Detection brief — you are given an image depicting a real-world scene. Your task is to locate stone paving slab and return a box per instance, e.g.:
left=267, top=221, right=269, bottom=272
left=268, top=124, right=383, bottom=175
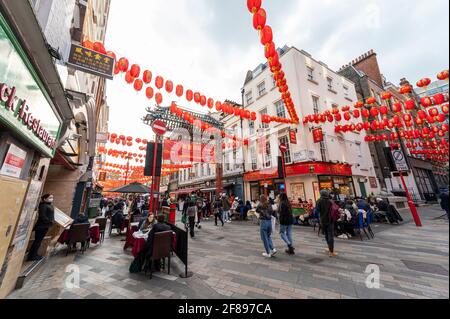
left=6, top=205, right=449, bottom=299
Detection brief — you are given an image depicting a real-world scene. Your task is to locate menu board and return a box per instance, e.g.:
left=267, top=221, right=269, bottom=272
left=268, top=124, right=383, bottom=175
left=0, top=143, right=27, bottom=178
left=12, top=180, right=42, bottom=245
left=54, top=207, right=73, bottom=229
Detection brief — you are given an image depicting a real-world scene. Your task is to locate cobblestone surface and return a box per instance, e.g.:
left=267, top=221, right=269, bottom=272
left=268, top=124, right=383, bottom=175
left=7, top=205, right=449, bottom=299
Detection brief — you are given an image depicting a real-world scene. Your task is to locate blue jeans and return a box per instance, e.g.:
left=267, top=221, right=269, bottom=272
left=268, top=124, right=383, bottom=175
left=260, top=219, right=274, bottom=254
left=223, top=210, right=230, bottom=222
left=280, top=224, right=293, bottom=247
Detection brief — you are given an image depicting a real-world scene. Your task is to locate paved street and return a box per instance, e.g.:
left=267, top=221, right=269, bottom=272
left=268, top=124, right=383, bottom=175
left=8, top=205, right=449, bottom=299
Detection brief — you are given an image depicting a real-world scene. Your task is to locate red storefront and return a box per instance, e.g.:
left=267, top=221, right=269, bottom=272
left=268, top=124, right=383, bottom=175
left=244, top=162, right=355, bottom=202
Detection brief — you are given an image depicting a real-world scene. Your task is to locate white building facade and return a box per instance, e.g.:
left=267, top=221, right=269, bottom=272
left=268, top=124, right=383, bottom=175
left=241, top=46, right=380, bottom=203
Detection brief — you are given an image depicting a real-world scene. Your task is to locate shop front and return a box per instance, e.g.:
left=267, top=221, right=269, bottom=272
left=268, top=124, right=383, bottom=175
left=244, top=162, right=354, bottom=204
left=0, top=9, right=65, bottom=298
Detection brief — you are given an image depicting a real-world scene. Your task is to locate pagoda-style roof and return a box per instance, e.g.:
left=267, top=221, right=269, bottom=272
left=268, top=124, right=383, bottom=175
left=143, top=106, right=224, bottom=133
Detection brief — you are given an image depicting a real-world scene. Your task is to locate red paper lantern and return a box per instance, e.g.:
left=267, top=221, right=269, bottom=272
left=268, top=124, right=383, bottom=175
left=247, top=0, right=262, bottom=13
left=194, top=92, right=201, bottom=104
left=381, top=92, right=392, bottom=100
left=344, top=112, right=351, bottom=121
left=354, top=101, right=364, bottom=108
left=392, top=103, right=402, bottom=113
left=215, top=101, right=222, bottom=112
left=334, top=113, right=342, bottom=122
left=437, top=114, right=446, bottom=123
left=165, top=80, right=174, bottom=93
left=403, top=114, right=412, bottom=122
left=130, top=64, right=141, bottom=78
left=417, top=110, right=427, bottom=120
left=428, top=108, right=439, bottom=117
left=145, top=87, right=154, bottom=99
left=251, top=112, right=257, bottom=121
left=200, top=95, right=207, bottom=107
left=399, top=86, right=412, bottom=94
left=265, top=42, right=276, bottom=60
left=207, top=98, right=214, bottom=109
left=176, top=85, right=184, bottom=97
left=82, top=40, right=94, bottom=50
left=380, top=106, right=388, bottom=115
left=125, top=71, right=134, bottom=84
left=93, top=42, right=106, bottom=54
left=260, top=25, right=273, bottom=46
left=155, top=76, right=164, bottom=90
left=441, top=104, right=449, bottom=114
left=133, top=79, right=143, bottom=91
left=253, top=8, right=267, bottom=30
left=370, top=107, right=379, bottom=117
left=143, top=70, right=152, bottom=84
left=434, top=93, right=446, bottom=105
left=405, top=100, right=415, bottom=111
left=106, top=51, right=116, bottom=61
left=367, top=97, right=377, bottom=105
left=361, top=109, right=370, bottom=118
left=327, top=115, right=334, bottom=123
left=437, top=70, right=449, bottom=81
left=186, top=89, right=194, bottom=102
left=416, top=78, right=431, bottom=88
left=118, top=58, right=129, bottom=72
left=110, top=133, right=118, bottom=140
left=155, top=93, right=163, bottom=105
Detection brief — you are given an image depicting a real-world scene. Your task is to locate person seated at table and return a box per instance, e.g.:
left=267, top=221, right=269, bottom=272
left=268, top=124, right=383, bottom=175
left=145, top=215, right=171, bottom=272
left=336, top=202, right=356, bottom=239
left=73, top=212, right=89, bottom=225
left=111, top=205, right=125, bottom=231
left=139, top=213, right=155, bottom=232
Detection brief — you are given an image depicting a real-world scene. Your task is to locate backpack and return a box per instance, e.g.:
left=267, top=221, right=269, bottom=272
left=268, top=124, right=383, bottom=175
left=329, top=201, right=340, bottom=222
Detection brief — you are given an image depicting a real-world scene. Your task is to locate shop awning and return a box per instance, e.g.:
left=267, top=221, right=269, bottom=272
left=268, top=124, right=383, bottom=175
left=170, top=187, right=201, bottom=195
left=200, top=183, right=235, bottom=193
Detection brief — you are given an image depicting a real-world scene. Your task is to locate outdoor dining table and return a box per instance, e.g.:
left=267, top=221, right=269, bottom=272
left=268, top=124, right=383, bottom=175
left=123, top=222, right=140, bottom=250
left=57, top=223, right=101, bottom=245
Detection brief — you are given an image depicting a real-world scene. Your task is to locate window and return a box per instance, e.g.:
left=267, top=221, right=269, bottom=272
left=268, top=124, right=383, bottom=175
left=320, top=141, right=327, bottom=162
left=249, top=121, right=255, bottom=135
left=279, top=136, right=292, bottom=164
left=312, top=96, right=320, bottom=114
left=257, top=81, right=266, bottom=97
left=260, top=108, right=269, bottom=129
left=275, top=100, right=286, bottom=118
left=327, top=77, right=333, bottom=91
left=271, top=75, right=276, bottom=88
left=343, top=85, right=349, bottom=97
left=307, top=67, right=314, bottom=81
left=265, top=141, right=272, bottom=168
left=246, top=91, right=253, bottom=105
left=250, top=147, right=257, bottom=170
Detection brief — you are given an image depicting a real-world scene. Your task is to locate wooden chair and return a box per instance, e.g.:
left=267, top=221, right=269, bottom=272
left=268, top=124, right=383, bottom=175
left=95, top=218, right=108, bottom=243
left=66, top=223, right=91, bottom=256
left=144, top=231, right=173, bottom=279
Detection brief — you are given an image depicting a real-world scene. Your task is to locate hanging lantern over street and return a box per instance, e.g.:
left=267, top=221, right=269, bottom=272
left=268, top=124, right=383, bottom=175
left=367, top=97, right=377, bottom=105
left=165, top=80, right=174, bottom=93
left=265, top=42, right=276, bottom=60
left=247, top=0, right=262, bottom=13
left=353, top=109, right=361, bottom=118
left=416, top=78, right=431, bottom=88
left=392, top=103, right=402, bottom=113
left=176, top=85, right=184, bottom=97
left=260, top=25, right=273, bottom=46
left=130, top=64, right=141, bottom=78
left=379, top=105, right=388, bottom=115
left=399, top=86, right=412, bottom=94
left=354, top=101, right=364, bottom=108
left=93, top=42, right=106, bottom=54
left=133, top=79, right=143, bottom=91
left=155, top=76, right=164, bottom=90
left=82, top=40, right=94, bottom=50
left=381, top=92, right=392, bottom=100
left=186, top=89, right=194, bottom=102
left=405, top=100, right=415, bottom=111
left=145, top=87, right=154, bottom=99
left=437, top=70, right=449, bottom=81
left=125, top=71, right=134, bottom=84
left=253, top=8, right=267, bottom=30
left=442, top=104, right=449, bottom=114
left=370, top=107, right=379, bottom=117
left=434, top=93, right=446, bottom=105
left=118, top=58, right=129, bottom=72
left=143, top=70, right=152, bottom=84
left=155, top=92, right=163, bottom=105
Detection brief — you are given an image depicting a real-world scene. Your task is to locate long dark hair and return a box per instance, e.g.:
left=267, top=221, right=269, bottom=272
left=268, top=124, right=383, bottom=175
left=279, top=193, right=291, bottom=211
left=259, top=195, right=269, bottom=209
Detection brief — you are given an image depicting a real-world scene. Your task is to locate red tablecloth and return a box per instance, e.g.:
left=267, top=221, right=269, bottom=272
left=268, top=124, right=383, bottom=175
left=57, top=225, right=100, bottom=245
left=123, top=225, right=139, bottom=250
left=132, top=238, right=147, bottom=257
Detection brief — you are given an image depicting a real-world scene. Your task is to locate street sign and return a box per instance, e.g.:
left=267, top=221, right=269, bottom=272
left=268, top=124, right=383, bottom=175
left=289, top=129, right=297, bottom=144
left=391, top=149, right=409, bottom=171
left=279, top=143, right=288, bottom=154
left=312, top=128, right=324, bottom=143
left=152, top=120, right=167, bottom=136
left=67, top=44, right=115, bottom=80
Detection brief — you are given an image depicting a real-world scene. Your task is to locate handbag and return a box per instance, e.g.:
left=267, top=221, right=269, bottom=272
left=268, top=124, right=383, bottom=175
left=181, top=214, right=187, bottom=224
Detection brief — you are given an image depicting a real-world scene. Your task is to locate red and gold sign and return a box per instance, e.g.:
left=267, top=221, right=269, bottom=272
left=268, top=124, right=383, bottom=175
left=312, top=128, right=324, bottom=143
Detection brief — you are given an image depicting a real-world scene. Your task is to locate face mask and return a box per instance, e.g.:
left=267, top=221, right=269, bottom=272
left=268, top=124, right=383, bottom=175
left=47, top=198, right=54, bottom=203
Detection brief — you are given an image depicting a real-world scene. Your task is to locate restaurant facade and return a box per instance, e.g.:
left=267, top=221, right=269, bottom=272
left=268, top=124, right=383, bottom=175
left=244, top=161, right=359, bottom=203
left=0, top=1, right=73, bottom=298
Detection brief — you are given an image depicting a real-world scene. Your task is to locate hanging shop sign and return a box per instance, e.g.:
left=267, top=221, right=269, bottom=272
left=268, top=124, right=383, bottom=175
left=0, top=143, right=27, bottom=178
left=312, top=128, right=324, bottom=143
left=0, top=16, right=62, bottom=158
left=369, top=177, right=378, bottom=189
left=67, top=44, right=115, bottom=80
left=289, top=129, right=297, bottom=144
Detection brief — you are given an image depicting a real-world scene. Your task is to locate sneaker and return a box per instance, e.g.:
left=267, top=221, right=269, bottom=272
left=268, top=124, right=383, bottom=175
left=262, top=252, right=272, bottom=258
left=270, top=249, right=277, bottom=256
left=329, top=252, right=339, bottom=257
left=338, top=234, right=347, bottom=239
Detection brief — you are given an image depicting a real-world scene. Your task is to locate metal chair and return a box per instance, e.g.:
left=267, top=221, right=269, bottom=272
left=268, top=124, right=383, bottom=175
left=144, top=231, right=173, bottom=279
left=95, top=218, right=108, bottom=243
left=354, top=212, right=371, bottom=241
left=66, top=223, right=91, bottom=256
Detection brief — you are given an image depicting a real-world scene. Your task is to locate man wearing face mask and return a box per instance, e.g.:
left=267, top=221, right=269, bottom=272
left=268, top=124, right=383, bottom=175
left=27, top=194, right=55, bottom=261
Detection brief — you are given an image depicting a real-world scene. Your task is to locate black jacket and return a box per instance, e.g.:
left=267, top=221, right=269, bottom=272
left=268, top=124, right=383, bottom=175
left=279, top=202, right=294, bottom=226
left=316, top=198, right=332, bottom=226
left=145, top=222, right=172, bottom=257
left=35, top=202, right=54, bottom=229
left=256, top=204, right=275, bottom=221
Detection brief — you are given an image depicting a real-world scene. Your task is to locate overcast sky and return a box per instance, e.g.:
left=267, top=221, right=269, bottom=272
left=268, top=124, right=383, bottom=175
left=105, top=0, right=449, bottom=154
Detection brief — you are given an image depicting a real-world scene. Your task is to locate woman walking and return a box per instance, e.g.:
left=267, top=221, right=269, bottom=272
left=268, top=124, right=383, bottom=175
left=257, top=195, right=277, bottom=258
left=186, top=200, right=197, bottom=238
left=278, top=193, right=295, bottom=255
left=316, top=190, right=338, bottom=257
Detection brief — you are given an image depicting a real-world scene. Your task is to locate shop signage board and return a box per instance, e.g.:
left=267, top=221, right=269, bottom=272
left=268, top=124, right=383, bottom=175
left=96, top=132, right=109, bottom=143
left=391, top=149, right=409, bottom=172
left=0, top=143, right=26, bottom=178
left=293, top=150, right=315, bottom=162
left=67, top=44, right=115, bottom=80
left=312, top=128, right=324, bottom=143
left=0, top=15, right=62, bottom=158
left=289, top=129, right=297, bottom=144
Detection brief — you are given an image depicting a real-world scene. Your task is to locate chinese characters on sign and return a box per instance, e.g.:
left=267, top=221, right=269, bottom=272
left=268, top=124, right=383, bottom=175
left=67, top=44, right=115, bottom=79
left=312, top=128, right=324, bottom=143
left=289, top=129, right=297, bottom=144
